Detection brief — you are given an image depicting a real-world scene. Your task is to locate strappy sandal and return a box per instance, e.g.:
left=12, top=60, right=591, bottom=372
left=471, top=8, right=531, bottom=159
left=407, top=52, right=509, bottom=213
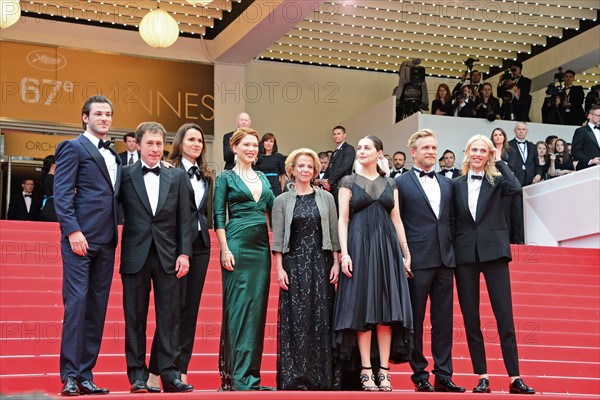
left=377, top=366, right=393, bottom=391
left=360, top=366, right=378, bottom=391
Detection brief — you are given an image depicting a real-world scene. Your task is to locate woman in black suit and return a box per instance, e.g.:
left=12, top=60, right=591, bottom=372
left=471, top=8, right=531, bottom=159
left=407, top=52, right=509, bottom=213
left=39, top=154, right=58, bottom=222
left=147, top=123, right=213, bottom=391
left=452, top=135, right=534, bottom=395
left=431, top=84, right=453, bottom=115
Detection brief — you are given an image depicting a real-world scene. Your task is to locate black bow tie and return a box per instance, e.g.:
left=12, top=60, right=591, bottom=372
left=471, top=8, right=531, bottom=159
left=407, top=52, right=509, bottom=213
left=442, top=169, right=453, bottom=174
left=142, top=166, right=160, bottom=176
left=97, top=140, right=111, bottom=150
left=470, top=175, right=483, bottom=180
left=517, top=140, right=526, bottom=145
left=416, top=169, right=436, bottom=179
left=594, top=125, right=600, bottom=130
left=23, top=194, right=32, bottom=198
left=187, top=166, right=202, bottom=180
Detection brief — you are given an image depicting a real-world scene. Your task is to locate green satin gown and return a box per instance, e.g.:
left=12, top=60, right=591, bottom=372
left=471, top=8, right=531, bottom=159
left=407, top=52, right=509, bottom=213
left=213, top=170, right=275, bottom=390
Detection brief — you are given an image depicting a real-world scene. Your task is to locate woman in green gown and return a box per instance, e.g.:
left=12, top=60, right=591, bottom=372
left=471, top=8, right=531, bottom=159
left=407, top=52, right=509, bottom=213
left=214, top=128, right=275, bottom=390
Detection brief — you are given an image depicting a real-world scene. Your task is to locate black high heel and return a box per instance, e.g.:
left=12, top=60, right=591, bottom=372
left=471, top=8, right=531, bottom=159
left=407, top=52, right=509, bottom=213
left=377, top=366, right=393, bottom=391
left=360, top=366, right=378, bottom=391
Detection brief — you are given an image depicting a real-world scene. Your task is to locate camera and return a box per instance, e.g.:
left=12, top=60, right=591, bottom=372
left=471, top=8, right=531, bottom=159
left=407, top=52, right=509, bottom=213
left=502, top=69, right=512, bottom=84
left=464, top=57, right=478, bottom=72
left=503, top=91, right=514, bottom=103
left=454, top=91, right=465, bottom=102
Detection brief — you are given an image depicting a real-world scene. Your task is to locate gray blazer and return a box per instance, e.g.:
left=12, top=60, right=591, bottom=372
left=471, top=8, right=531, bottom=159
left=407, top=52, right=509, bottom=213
left=271, top=187, right=340, bottom=254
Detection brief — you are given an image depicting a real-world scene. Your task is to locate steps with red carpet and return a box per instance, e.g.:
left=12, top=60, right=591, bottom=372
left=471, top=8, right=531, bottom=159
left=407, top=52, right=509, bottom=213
left=0, top=220, right=599, bottom=398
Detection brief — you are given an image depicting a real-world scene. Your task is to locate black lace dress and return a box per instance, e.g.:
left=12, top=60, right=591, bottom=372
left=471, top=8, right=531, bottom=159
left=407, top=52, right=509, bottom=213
left=277, top=192, right=340, bottom=390
left=333, top=174, right=413, bottom=367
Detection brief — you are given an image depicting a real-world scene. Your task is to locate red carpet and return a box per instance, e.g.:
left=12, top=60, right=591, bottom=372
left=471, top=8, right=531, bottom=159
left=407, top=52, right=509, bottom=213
left=1, top=220, right=598, bottom=399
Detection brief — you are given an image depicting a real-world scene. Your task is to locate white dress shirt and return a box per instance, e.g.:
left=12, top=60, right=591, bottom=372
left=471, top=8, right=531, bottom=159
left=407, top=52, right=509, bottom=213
left=467, top=172, right=484, bottom=221
left=181, top=158, right=206, bottom=231
left=83, top=131, right=117, bottom=189
left=141, top=161, right=160, bottom=216
left=22, top=192, right=32, bottom=212
left=414, top=169, right=441, bottom=219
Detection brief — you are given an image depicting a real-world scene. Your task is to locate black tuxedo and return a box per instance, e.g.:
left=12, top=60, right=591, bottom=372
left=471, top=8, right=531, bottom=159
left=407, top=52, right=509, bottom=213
left=149, top=163, right=212, bottom=375
left=562, top=85, right=586, bottom=126
left=452, top=161, right=522, bottom=376
left=54, top=134, right=121, bottom=384
left=498, top=76, right=531, bottom=98
left=119, top=150, right=140, bottom=166
left=507, top=138, right=540, bottom=244
left=395, top=170, right=456, bottom=384
left=323, top=141, right=355, bottom=201
left=572, top=124, right=600, bottom=170
left=7, top=193, right=41, bottom=221
left=390, top=167, right=408, bottom=178
left=438, top=168, right=461, bottom=179
left=500, top=95, right=531, bottom=122
left=452, top=99, right=474, bottom=118
left=119, top=162, right=191, bottom=385
left=223, top=131, right=235, bottom=170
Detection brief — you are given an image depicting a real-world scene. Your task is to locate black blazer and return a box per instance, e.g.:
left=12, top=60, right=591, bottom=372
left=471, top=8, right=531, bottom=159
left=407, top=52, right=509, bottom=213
left=54, top=135, right=121, bottom=244
left=223, top=131, right=235, bottom=170
left=119, top=162, right=191, bottom=274
left=395, top=169, right=455, bottom=269
left=508, top=138, right=542, bottom=186
left=323, top=141, right=356, bottom=189
left=498, top=76, right=532, bottom=98
left=7, top=193, right=41, bottom=221
left=453, top=161, right=522, bottom=265
left=572, top=125, right=600, bottom=170
left=179, top=164, right=211, bottom=248
left=119, top=151, right=140, bottom=166
left=563, top=86, right=586, bottom=126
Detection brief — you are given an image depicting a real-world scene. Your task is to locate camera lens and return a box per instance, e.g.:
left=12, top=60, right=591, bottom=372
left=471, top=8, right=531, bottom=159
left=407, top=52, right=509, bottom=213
left=510, top=68, right=517, bottom=72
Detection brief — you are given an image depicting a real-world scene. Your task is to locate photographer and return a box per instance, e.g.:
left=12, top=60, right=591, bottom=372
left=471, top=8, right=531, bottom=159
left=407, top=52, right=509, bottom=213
left=452, top=85, right=475, bottom=118
left=473, top=83, right=501, bottom=121
left=453, top=70, right=483, bottom=99
left=561, top=70, right=586, bottom=126
left=497, top=60, right=531, bottom=99
left=585, top=85, right=600, bottom=113
left=500, top=83, right=531, bottom=122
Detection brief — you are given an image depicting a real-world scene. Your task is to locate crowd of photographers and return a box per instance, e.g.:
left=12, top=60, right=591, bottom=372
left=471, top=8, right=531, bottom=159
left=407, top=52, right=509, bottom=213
left=430, top=59, right=599, bottom=126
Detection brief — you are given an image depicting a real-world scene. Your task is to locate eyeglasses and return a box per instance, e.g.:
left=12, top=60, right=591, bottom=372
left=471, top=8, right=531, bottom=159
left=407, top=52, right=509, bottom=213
left=590, top=113, right=600, bottom=117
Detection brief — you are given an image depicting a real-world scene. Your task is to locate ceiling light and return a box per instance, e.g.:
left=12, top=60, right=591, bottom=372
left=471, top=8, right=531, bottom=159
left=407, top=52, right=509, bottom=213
left=186, top=0, right=212, bottom=6
left=139, top=6, right=179, bottom=48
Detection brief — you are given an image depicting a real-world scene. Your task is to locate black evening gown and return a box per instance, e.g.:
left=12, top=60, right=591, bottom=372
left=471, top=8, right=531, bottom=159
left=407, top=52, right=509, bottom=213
left=277, top=193, right=340, bottom=390
left=333, top=175, right=413, bottom=368
left=39, top=174, right=58, bottom=222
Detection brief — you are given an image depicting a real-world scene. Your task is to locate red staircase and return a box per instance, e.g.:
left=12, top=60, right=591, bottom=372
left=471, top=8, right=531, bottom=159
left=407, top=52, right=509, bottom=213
left=1, top=220, right=599, bottom=399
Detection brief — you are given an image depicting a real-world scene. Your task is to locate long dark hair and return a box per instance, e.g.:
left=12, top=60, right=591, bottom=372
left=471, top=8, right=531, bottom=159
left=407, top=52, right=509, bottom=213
left=554, top=138, right=571, bottom=165
left=490, top=127, right=510, bottom=161
left=168, top=123, right=212, bottom=184
left=259, top=132, right=279, bottom=155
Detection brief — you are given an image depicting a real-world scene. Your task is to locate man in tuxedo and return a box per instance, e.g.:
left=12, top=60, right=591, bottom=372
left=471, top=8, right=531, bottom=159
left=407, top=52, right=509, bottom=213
left=322, top=125, right=355, bottom=205
left=508, top=122, right=542, bottom=244
left=118, top=132, right=139, bottom=166
left=54, top=95, right=120, bottom=396
left=452, top=69, right=483, bottom=98
left=119, top=121, right=192, bottom=393
left=572, top=104, right=600, bottom=170
left=222, top=112, right=251, bottom=170
left=438, top=150, right=462, bottom=179
left=7, top=178, right=41, bottom=221
left=395, top=129, right=465, bottom=393
left=559, top=70, right=586, bottom=126
left=390, top=151, right=408, bottom=177
left=452, top=85, right=475, bottom=118
left=313, top=151, right=330, bottom=187
left=498, top=60, right=531, bottom=99
left=500, top=83, right=531, bottom=122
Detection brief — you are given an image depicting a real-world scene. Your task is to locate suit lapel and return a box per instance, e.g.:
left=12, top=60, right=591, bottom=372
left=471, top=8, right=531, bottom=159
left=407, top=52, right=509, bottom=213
left=155, top=167, right=172, bottom=216
left=130, top=163, right=153, bottom=215
left=475, top=178, right=491, bottom=222
left=407, top=168, right=437, bottom=217
left=79, top=135, right=113, bottom=189
left=585, top=126, right=600, bottom=149
left=458, top=177, right=472, bottom=222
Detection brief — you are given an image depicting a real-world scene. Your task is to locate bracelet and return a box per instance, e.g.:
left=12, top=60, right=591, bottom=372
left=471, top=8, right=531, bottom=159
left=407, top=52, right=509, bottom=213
left=341, top=255, right=351, bottom=261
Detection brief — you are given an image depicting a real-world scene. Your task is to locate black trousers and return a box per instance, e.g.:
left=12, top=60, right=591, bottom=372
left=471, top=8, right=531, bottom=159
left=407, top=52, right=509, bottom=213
left=121, top=243, right=182, bottom=384
left=455, top=259, right=520, bottom=377
left=510, top=194, right=525, bottom=244
left=149, top=234, right=210, bottom=375
left=408, top=266, right=455, bottom=383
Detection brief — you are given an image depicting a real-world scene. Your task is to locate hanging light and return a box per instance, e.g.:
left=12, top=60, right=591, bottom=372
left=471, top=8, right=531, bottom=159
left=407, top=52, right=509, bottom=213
left=139, top=6, right=179, bottom=49
left=186, top=0, right=213, bottom=6
left=0, top=0, right=21, bottom=29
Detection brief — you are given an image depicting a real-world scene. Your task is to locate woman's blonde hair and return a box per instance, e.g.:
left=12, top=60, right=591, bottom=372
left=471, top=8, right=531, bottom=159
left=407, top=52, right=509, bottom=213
left=461, top=134, right=500, bottom=184
left=285, top=148, right=321, bottom=181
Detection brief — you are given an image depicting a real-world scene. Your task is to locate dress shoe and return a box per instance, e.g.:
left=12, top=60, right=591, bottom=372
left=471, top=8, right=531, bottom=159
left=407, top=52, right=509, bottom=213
left=473, top=378, right=491, bottom=393
left=147, top=384, right=161, bottom=393
left=130, top=379, right=148, bottom=393
left=77, top=380, right=109, bottom=395
left=164, top=378, right=193, bottom=393
left=61, top=377, right=79, bottom=396
left=509, top=378, right=535, bottom=394
left=414, top=379, right=435, bottom=392
left=435, top=378, right=466, bottom=392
